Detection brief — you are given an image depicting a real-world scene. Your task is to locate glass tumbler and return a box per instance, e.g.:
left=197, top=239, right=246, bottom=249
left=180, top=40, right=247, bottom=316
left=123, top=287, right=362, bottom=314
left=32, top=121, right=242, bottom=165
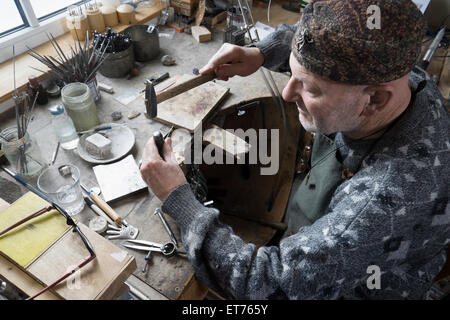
left=37, top=165, right=85, bottom=216
left=1, top=126, right=46, bottom=177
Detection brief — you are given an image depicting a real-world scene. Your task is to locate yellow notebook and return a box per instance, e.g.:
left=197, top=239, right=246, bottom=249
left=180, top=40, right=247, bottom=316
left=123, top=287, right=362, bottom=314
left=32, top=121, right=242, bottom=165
left=0, top=192, right=70, bottom=267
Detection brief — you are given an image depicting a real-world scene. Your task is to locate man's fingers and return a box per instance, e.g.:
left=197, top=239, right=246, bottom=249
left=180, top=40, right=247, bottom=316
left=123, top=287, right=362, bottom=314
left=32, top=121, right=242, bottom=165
left=142, top=137, right=162, bottom=166
left=200, top=44, right=239, bottom=74
left=216, top=63, right=246, bottom=78
left=163, top=137, right=173, bottom=161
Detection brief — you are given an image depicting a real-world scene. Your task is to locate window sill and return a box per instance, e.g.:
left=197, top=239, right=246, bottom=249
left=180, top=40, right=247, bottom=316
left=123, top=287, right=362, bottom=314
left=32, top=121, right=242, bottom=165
left=0, top=5, right=165, bottom=111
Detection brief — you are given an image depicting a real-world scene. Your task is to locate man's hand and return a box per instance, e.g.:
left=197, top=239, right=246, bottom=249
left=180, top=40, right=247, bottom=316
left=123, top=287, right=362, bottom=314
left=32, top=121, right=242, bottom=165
left=140, top=137, right=187, bottom=202
left=199, top=43, right=265, bottom=81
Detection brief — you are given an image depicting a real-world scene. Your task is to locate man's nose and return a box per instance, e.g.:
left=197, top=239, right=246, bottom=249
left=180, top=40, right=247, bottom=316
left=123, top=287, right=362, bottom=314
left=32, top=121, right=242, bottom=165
left=282, top=77, right=300, bottom=102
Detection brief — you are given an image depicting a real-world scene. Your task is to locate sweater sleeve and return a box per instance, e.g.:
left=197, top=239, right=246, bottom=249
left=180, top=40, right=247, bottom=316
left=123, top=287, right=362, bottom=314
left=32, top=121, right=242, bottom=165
left=162, top=157, right=448, bottom=299
left=252, top=22, right=299, bottom=73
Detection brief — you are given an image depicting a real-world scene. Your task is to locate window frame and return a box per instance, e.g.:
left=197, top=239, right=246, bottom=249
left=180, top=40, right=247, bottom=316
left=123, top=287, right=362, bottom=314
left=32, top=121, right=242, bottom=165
left=33, top=0, right=85, bottom=23
left=0, top=0, right=30, bottom=38
left=0, top=0, right=86, bottom=64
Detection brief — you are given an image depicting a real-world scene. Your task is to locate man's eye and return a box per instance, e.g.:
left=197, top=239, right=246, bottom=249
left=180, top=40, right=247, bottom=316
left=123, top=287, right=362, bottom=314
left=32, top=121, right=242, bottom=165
left=306, top=87, right=320, bottom=95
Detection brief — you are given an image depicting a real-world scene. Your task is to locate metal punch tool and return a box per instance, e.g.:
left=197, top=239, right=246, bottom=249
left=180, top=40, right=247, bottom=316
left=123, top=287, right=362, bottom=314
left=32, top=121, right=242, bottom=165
left=124, top=239, right=187, bottom=258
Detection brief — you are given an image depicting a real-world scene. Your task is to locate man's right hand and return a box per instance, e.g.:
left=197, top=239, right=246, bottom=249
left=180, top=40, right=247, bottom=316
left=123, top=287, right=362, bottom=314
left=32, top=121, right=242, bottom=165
left=199, top=43, right=265, bottom=81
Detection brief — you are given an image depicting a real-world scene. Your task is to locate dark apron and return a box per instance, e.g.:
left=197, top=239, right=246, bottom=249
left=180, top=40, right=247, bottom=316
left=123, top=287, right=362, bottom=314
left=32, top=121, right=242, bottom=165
left=283, top=133, right=344, bottom=237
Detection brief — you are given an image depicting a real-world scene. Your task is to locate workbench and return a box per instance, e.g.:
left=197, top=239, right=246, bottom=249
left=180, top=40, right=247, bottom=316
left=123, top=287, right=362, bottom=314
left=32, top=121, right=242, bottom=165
left=0, top=23, right=295, bottom=300
left=1, top=2, right=448, bottom=299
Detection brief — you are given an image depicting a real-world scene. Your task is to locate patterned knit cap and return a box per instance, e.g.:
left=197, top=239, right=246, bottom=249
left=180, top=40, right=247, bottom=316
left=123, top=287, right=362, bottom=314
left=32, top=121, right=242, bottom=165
left=292, top=0, right=426, bottom=85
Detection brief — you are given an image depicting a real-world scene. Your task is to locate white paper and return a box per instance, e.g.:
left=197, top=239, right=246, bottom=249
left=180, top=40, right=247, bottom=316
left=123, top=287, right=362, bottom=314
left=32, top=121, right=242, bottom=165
left=93, top=154, right=147, bottom=202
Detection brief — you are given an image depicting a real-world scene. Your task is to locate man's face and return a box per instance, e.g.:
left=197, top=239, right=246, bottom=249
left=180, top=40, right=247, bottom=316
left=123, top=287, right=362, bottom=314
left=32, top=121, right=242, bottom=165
left=282, top=53, right=369, bottom=135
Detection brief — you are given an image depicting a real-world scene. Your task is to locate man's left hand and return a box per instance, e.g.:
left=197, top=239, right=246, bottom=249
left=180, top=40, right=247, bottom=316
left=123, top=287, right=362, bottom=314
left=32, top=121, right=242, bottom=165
left=140, top=137, right=187, bottom=201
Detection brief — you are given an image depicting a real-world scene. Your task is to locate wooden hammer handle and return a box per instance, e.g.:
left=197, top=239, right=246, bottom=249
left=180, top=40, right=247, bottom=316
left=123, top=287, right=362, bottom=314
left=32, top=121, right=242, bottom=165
left=157, top=72, right=215, bottom=104
left=89, top=192, right=122, bottom=226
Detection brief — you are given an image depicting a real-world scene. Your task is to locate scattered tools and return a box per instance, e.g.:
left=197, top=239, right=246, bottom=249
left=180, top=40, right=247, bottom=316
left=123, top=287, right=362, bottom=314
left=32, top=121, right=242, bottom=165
left=154, top=208, right=178, bottom=246
left=27, top=31, right=109, bottom=85
left=84, top=195, right=115, bottom=225
left=106, top=220, right=139, bottom=240
left=58, top=165, right=124, bottom=226
left=142, top=73, right=170, bottom=118
left=142, top=250, right=152, bottom=273
left=144, top=72, right=170, bottom=87
left=144, top=81, right=157, bottom=118
left=144, top=70, right=216, bottom=119
left=50, top=142, right=60, bottom=166
left=124, top=240, right=186, bottom=258
left=92, top=28, right=132, bottom=54
left=78, top=178, right=123, bottom=226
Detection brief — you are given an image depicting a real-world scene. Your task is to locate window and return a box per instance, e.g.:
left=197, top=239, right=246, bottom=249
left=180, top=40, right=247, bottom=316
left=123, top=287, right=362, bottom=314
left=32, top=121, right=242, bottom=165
left=0, top=1, right=28, bottom=37
left=30, top=0, right=84, bottom=21
left=0, top=0, right=88, bottom=63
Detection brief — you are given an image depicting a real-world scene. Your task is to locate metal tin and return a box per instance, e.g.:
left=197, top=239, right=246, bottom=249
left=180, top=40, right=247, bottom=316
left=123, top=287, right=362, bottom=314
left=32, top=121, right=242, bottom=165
left=123, top=25, right=160, bottom=62
left=98, top=45, right=134, bottom=78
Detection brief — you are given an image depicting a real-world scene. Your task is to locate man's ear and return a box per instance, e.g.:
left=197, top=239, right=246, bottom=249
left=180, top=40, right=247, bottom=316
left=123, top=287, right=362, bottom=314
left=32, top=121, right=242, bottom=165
left=361, top=85, right=392, bottom=116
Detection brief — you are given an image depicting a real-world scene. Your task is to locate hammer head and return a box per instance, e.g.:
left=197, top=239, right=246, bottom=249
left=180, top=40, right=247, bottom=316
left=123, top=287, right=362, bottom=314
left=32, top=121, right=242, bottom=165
left=144, top=81, right=157, bottom=119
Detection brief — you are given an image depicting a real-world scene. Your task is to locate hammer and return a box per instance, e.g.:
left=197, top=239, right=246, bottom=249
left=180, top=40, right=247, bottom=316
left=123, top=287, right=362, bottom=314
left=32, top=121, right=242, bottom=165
left=145, top=69, right=215, bottom=119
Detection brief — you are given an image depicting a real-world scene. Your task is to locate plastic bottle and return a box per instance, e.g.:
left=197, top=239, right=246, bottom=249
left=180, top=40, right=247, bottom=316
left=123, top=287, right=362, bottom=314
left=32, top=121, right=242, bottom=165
left=48, top=105, right=79, bottom=150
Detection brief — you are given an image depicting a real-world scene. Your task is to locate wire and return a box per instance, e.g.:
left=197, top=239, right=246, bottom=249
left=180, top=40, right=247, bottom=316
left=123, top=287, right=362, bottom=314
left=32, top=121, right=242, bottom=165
left=267, top=0, right=272, bottom=23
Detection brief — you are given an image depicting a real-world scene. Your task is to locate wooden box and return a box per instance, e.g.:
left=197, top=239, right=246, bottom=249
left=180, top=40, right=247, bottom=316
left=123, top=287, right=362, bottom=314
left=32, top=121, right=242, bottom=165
left=170, top=0, right=199, bottom=17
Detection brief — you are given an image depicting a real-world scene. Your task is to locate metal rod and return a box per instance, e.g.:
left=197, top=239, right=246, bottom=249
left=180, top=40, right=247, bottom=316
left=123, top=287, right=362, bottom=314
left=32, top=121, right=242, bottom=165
left=154, top=208, right=177, bottom=246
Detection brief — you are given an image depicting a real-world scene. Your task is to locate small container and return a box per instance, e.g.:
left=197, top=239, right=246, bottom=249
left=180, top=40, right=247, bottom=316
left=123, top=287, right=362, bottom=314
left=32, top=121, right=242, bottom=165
left=101, top=6, right=119, bottom=27
left=0, top=127, right=46, bottom=177
left=117, top=4, right=136, bottom=25
left=98, top=45, right=134, bottom=78
left=61, top=82, right=100, bottom=132
left=86, top=1, right=106, bottom=33
left=38, top=165, right=85, bottom=216
left=123, top=24, right=160, bottom=62
left=66, top=5, right=89, bottom=41
left=48, top=105, right=79, bottom=150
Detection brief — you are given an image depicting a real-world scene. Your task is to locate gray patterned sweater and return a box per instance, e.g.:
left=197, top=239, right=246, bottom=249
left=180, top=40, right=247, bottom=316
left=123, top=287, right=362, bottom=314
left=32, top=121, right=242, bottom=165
left=162, top=24, right=450, bottom=299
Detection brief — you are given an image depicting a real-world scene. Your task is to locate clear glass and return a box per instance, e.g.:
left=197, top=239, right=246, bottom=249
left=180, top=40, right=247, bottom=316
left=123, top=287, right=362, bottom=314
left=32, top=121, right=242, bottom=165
left=1, top=127, right=46, bottom=177
left=37, top=165, right=85, bottom=216
left=30, top=0, right=83, bottom=20
left=51, top=111, right=79, bottom=150
left=61, top=82, right=100, bottom=132
left=0, top=1, right=26, bottom=35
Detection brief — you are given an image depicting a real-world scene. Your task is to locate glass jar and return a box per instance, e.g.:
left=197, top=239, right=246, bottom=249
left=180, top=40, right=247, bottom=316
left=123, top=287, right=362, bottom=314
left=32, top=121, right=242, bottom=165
left=0, top=127, right=46, bottom=177
left=61, top=82, right=100, bottom=132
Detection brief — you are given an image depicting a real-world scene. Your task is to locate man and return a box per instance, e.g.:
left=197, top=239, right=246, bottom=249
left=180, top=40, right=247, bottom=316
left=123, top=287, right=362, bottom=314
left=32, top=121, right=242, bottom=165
left=140, top=0, right=449, bottom=299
